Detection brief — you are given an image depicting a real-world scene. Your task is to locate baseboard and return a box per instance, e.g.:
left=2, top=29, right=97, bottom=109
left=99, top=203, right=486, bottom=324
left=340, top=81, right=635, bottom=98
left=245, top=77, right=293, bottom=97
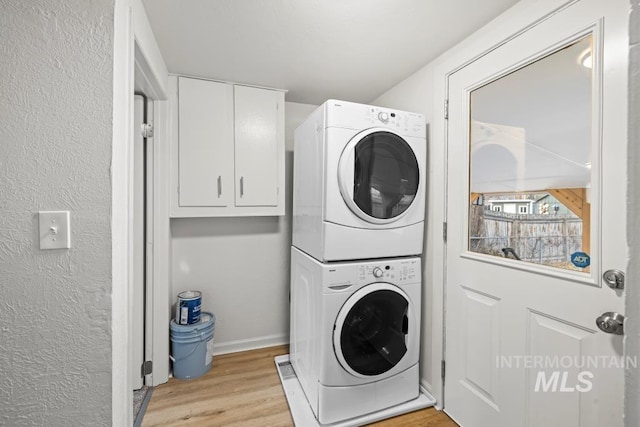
left=213, top=334, right=288, bottom=355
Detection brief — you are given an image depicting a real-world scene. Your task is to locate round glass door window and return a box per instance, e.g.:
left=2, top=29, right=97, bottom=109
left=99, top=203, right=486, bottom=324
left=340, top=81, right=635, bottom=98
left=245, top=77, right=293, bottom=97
left=335, top=288, right=410, bottom=376
left=340, top=131, right=419, bottom=222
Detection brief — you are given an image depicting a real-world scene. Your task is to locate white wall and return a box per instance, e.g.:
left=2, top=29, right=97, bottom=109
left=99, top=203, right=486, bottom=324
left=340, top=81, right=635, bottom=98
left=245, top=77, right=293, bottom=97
left=624, top=0, right=640, bottom=423
left=171, top=101, right=317, bottom=354
left=0, top=1, right=114, bottom=425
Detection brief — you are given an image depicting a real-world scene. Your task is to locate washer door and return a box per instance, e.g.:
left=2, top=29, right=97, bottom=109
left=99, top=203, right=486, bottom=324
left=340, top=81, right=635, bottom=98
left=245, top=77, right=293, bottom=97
left=334, top=283, right=413, bottom=378
left=338, top=128, right=420, bottom=224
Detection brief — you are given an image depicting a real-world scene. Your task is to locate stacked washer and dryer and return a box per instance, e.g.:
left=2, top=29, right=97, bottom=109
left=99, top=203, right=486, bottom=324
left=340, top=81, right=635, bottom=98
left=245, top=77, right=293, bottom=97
left=288, top=100, right=428, bottom=425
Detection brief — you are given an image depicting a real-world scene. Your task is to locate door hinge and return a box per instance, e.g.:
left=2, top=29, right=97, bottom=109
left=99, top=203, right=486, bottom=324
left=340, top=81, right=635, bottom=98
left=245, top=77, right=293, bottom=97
left=141, top=123, right=154, bottom=139
left=441, top=360, right=446, bottom=381
left=444, top=99, right=449, bottom=120
left=142, top=360, right=153, bottom=376
left=443, top=222, right=448, bottom=242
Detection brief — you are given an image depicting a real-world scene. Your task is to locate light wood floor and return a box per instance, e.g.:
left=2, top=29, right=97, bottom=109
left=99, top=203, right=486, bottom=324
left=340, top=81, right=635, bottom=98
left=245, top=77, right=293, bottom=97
left=142, top=345, right=458, bottom=427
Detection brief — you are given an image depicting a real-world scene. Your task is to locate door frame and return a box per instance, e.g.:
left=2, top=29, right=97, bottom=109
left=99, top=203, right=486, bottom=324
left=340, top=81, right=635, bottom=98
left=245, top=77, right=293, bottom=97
left=625, top=3, right=640, bottom=424
left=421, top=0, right=631, bottom=409
left=134, top=51, right=172, bottom=390
left=112, top=0, right=171, bottom=425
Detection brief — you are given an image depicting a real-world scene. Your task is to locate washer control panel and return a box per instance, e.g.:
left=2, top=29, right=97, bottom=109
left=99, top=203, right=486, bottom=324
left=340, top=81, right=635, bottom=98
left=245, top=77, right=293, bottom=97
left=357, top=258, right=420, bottom=284
left=324, top=257, right=421, bottom=291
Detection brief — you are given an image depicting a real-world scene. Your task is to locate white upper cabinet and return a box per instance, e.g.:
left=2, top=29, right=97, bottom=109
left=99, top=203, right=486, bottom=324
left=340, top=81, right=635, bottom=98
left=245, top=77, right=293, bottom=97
left=178, top=77, right=234, bottom=207
left=170, top=76, right=285, bottom=217
left=234, top=85, right=280, bottom=207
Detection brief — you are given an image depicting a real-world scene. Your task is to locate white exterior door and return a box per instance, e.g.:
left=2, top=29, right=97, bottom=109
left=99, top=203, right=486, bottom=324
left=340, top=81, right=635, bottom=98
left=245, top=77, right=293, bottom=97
left=444, top=1, right=628, bottom=426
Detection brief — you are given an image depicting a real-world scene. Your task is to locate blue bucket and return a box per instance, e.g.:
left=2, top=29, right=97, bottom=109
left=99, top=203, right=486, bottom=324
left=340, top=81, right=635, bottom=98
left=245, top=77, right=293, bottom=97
left=170, top=312, right=215, bottom=380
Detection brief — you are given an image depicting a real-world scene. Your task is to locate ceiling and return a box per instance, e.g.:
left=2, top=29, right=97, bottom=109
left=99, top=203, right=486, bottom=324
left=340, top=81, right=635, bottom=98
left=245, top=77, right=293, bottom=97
left=141, top=0, right=520, bottom=105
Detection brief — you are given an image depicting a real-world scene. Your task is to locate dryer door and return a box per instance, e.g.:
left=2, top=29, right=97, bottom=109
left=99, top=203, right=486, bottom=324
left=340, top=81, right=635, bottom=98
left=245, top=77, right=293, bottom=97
left=334, top=283, right=414, bottom=378
left=338, top=128, right=420, bottom=224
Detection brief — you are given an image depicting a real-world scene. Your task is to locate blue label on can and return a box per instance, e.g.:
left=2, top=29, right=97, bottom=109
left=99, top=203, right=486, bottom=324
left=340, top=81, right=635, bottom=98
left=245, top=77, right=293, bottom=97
left=570, top=252, right=590, bottom=268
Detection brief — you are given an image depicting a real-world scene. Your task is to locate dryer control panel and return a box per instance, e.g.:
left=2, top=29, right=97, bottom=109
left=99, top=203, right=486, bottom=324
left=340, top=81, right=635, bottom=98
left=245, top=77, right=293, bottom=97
left=324, top=99, right=425, bottom=138
left=365, top=107, right=424, bottom=137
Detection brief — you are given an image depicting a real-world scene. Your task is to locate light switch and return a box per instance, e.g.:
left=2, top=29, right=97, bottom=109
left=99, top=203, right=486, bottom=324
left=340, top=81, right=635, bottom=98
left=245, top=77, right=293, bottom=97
left=39, top=211, right=71, bottom=250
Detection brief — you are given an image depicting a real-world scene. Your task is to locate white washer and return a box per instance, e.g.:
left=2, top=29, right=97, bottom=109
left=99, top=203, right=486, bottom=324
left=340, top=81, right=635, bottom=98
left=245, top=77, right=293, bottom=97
left=289, top=247, right=421, bottom=425
left=292, top=99, right=426, bottom=262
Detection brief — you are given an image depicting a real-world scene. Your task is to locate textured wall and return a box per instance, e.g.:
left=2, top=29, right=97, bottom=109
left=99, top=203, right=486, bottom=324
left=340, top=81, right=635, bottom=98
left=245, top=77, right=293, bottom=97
left=625, top=0, right=640, bottom=424
left=171, top=101, right=316, bottom=353
left=0, top=1, right=114, bottom=425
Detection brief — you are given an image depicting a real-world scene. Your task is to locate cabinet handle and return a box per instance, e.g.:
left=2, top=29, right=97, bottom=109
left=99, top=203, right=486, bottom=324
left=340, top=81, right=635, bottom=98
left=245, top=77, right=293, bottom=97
left=240, top=176, right=244, bottom=197
left=217, top=176, right=222, bottom=198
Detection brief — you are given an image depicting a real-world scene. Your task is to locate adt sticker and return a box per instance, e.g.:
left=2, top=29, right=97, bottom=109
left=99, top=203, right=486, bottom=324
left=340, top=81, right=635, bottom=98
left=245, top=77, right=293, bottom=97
left=571, top=252, right=591, bottom=268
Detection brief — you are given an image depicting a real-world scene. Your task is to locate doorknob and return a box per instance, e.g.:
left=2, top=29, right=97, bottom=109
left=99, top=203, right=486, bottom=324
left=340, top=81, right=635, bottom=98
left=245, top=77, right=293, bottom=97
left=595, top=312, right=625, bottom=335
left=603, top=269, right=625, bottom=289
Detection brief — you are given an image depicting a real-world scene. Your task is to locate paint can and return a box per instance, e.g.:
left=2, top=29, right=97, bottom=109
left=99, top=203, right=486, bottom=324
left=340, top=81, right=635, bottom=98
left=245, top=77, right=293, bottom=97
left=176, top=291, right=202, bottom=325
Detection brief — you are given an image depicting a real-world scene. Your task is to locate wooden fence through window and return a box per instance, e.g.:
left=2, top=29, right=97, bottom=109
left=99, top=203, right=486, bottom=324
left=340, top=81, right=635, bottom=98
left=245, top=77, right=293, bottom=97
left=468, top=205, right=583, bottom=267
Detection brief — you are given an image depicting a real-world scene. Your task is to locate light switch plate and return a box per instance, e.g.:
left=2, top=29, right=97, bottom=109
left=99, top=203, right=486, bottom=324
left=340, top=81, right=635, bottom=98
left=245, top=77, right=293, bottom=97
left=39, top=211, right=71, bottom=250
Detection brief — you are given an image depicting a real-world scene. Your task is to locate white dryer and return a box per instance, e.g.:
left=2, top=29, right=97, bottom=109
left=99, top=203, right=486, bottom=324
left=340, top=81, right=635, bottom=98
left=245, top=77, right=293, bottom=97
left=292, top=100, right=426, bottom=262
left=289, top=247, right=421, bottom=425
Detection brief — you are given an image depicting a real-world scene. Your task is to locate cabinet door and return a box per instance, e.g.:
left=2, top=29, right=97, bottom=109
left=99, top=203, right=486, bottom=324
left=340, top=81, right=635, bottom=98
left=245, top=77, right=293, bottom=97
left=234, top=85, right=282, bottom=207
left=178, top=77, right=233, bottom=207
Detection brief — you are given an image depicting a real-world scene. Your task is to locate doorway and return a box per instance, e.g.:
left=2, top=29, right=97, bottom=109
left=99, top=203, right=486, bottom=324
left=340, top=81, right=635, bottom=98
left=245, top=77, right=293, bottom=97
left=443, top=0, right=628, bottom=426
left=128, top=43, right=172, bottom=425
left=132, top=94, right=154, bottom=424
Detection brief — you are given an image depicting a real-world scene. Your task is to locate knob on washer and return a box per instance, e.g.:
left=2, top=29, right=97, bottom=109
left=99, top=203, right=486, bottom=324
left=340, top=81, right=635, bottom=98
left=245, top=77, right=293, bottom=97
left=373, top=267, right=384, bottom=278
left=378, top=112, right=389, bottom=122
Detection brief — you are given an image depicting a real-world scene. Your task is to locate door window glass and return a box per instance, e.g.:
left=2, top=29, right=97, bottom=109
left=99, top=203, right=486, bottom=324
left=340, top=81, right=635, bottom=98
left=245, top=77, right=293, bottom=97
left=468, top=36, right=593, bottom=272
left=353, top=132, right=419, bottom=220
left=339, top=289, right=408, bottom=376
